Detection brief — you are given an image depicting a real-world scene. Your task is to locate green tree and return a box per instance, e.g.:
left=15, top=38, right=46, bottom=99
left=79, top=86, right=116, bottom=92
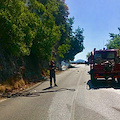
left=0, top=0, right=37, bottom=56
left=106, top=28, right=120, bottom=50
left=64, top=26, right=85, bottom=61
left=30, top=0, right=61, bottom=60
left=0, top=0, right=84, bottom=62
left=86, top=52, right=91, bottom=59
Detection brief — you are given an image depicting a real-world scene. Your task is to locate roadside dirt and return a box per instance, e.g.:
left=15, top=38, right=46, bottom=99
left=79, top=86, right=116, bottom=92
left=0, top=70, right=62, bottom=100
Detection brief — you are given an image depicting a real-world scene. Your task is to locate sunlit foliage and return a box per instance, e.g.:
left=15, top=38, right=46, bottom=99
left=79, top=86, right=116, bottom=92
left=106, top=28, right=120, bottom=50
left=0, top=0, right=84, bottom=61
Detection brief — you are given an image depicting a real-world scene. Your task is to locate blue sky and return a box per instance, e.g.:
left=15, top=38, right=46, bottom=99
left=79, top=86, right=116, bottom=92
left=65, top=0, right=120, bottom=61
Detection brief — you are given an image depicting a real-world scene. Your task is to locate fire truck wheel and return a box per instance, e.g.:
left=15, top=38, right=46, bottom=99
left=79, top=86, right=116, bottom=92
left=91, top=74, right=97, bottom=84
left=112, top=77, right=115, bottom=83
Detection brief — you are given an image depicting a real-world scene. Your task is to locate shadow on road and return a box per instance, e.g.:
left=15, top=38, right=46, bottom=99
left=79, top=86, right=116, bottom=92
left=87, top=79, right=120, bottom=90
left=1, top=87, right=75, bottom=98
left=42, top=86, right=53, bottom=90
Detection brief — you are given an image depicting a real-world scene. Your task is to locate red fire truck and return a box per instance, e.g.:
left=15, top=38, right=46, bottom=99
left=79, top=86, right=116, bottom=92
left=88, top=48, right=120, bottom=83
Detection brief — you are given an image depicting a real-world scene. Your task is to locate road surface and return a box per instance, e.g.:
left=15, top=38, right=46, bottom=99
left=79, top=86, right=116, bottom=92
left=0, top=64, right=120, bottom=120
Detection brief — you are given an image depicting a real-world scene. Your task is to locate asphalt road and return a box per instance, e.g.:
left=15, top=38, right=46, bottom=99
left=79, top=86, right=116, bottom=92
left=1, top=64, right=120, bottom=120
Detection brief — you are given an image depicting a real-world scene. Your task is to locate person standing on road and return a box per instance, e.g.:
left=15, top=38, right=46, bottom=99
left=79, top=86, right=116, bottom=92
left=49, top=60, right=57, bottom=87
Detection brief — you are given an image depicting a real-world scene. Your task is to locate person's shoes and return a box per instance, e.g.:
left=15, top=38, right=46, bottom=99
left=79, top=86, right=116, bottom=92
left=54, top=84, right=58, bottom=87
left=50, top=85, right=52, bottom=88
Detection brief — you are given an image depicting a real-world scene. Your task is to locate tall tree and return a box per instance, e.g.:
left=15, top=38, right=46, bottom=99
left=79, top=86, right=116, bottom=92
left=86, top=52, right=91, bottom=59
left=0, top=0, right=37, bottom=56
left=29, top=0, right=61, bottom=60
left=0, top=0, right=84, bottom=62
left=64, top=27, right=84, bottom=60
left=53, top=0, right=70, bottom=61
left=106, top=28, right=120, bottom=50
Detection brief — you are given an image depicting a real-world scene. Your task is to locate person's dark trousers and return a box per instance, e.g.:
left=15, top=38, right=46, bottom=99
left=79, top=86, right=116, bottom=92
left=50, top=72, right=56, bottom=87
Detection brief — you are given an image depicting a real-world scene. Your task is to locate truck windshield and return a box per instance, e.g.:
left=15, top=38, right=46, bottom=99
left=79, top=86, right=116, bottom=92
left=94, top=53, right=101, bottom=59
left=94, top=52, right=115, bottom=59
left=107, top=52, right=114, bottom=59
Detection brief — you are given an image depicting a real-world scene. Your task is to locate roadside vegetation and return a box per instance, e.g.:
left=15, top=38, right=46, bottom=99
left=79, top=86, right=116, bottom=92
left=106, top=28, right=120, bottom=52
left=0, top=0, right=84, bottom=94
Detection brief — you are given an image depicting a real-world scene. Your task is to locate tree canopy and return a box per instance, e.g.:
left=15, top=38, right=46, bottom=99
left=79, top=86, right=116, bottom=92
left=86, top=52, right=91, bottom=60
left=106, top=28, right=120, bottom=50
left=0, top=0, right=84, bottom=62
